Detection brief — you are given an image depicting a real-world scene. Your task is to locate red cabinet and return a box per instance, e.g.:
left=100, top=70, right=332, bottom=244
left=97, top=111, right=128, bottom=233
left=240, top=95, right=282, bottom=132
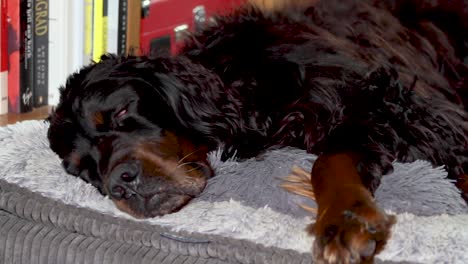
left=141, top=0, right=244, bottom=54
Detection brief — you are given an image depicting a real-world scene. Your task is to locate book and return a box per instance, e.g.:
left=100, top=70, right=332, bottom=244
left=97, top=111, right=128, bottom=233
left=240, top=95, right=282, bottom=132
left=0, top=0, right=8, bottom=114
left=48, top=0, right=86, bottom=106
left=107, top=0, right=119, bottom=54
left=69, top=0, right=85, bottom=70
left=7, top=0, right=34, bottom=113
left=33, top=0, right=49, bottom=107
left=117, top=0, right=128, bottom=55
left=48, top=0, right=65, bottom=105
left=84, top=0, right=93, bottom=63
left=92, top=0, right=108, bottom=61
left=126, top=0, right=141, bottom=55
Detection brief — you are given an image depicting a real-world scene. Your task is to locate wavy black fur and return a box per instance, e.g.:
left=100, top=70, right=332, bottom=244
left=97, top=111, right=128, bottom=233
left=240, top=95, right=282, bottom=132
left=48, top=0, right=468, bottom=197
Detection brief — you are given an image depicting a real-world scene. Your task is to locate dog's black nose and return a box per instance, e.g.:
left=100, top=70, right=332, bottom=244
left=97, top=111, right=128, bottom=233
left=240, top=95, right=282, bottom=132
left=107, top=162, right=140, bottom=200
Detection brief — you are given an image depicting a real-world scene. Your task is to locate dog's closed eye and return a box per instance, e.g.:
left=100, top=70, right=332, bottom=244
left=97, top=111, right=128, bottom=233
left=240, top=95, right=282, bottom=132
left=115, top=107, right=128, bottom=119
left=113, top=106, right=129, bottom=128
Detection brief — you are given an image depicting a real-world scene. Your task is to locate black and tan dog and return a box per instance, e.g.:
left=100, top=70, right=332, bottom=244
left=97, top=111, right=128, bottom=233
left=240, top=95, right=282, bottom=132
left=47, top=0, right=467, bottom=263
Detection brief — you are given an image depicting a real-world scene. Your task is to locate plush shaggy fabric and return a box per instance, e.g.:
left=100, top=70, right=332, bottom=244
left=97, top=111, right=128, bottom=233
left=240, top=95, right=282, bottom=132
left=0, top=121, right=467, bottom=263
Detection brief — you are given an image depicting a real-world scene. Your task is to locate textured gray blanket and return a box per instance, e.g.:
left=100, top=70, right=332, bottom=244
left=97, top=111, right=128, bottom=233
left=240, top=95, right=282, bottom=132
left=0, top=121, right=467, bottom=263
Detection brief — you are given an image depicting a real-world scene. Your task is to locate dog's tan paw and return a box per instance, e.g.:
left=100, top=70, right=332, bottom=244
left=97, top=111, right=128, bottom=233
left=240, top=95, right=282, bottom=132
left=310, top=187, right=396, bottom=264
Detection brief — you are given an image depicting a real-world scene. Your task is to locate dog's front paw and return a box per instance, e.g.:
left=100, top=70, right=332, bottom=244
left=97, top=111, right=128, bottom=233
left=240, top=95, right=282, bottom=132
left=310, top=186, right=396, bottom=264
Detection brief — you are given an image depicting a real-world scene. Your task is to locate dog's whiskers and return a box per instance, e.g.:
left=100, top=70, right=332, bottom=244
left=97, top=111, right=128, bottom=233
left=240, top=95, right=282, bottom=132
left=177, top=148, right=204, bottom=165
left=184, top=162, right=207, bottom=173
left=174, top=161, right=206, bottom=174
left=176, top=162, right=197, bottom=169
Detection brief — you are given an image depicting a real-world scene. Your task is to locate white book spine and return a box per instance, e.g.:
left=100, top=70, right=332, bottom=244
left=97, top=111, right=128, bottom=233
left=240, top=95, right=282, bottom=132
left=48, top=0, right=86, bottom=106
left=0, top=71, right=7, bottom=114
left=107, top=0, right=119, bottom=54
left=48, top=0, right=67, bottom=106
left=69, top=0, right=85, bottom=72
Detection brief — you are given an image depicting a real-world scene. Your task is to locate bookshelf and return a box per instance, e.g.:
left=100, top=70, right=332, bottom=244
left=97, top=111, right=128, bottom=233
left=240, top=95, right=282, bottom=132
left=0, top=105, right=51, bottom=126
left=0, top=0, right=145, bottom=114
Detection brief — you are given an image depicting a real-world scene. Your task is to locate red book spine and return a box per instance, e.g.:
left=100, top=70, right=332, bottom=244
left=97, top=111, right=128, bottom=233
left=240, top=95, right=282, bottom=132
left=0, top=0, right=8, bottom=114
left=7, top=0, right=34, bottom=113
left=0, top=0, right=7, bottom=72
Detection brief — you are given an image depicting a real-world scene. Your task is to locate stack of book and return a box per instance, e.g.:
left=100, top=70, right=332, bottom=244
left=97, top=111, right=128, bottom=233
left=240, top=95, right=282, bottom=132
left=0, top=0, right=142, bottom=114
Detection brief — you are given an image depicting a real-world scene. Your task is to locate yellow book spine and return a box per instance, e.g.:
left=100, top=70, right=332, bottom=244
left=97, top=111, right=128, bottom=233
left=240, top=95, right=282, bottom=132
left=92, top=0, right=107, bottom=62
left=84, top=0, right=93, bottom=61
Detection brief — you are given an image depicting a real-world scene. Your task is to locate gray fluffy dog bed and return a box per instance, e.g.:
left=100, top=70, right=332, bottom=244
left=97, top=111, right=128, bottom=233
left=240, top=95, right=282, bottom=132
left=0, top=121, right=467, bottom=263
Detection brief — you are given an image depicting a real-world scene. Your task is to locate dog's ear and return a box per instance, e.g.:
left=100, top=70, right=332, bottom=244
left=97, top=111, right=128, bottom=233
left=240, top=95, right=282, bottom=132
left=132, top=56, right=234, bottom=139
left=47, top=62, right=99, bottom=157
left=58, top=63, right=99, bottom=104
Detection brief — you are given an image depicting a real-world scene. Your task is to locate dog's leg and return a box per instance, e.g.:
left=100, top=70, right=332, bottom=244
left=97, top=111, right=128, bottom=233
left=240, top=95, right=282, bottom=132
left=310, top=152, right=396, bottom=264
left=306, top=65, right=466, bottom=263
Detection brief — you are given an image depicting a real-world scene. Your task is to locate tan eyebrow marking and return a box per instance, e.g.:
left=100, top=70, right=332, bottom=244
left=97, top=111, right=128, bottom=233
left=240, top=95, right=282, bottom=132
left=93, top=112, right=105, bottom=126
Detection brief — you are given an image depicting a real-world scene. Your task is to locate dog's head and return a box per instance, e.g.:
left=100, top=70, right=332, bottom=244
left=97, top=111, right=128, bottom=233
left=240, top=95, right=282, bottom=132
left=47, top=55, right=225, bottom=218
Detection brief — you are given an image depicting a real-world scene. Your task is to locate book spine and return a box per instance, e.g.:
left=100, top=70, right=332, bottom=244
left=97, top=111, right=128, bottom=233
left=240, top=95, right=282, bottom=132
left=8, top=0, right=33, bottom=113
left=0, top=70, right=6, bottom=114
left=92, top=0, right=108, bottom=62
left=117, top=0, right=127, bottom=55
left=0, top=0, right=7, bottom=114
left=126, top=0, right=141, bottom=55
left=7, top=0, right=19, bottom=113
left=69, top=0, right=84, bottom=72
left=33, top=0, right=48, bottom=107
left=21, top=0, right=34, bottom=112
left=103, top=0, right=108, bottom=56
left=107, top=0, right=118, bottom=54
left=48, top=0, right=71, bottom=106
left=84, top=0, right=93, bottom=63
left=47, top=0, right=61, bottom=106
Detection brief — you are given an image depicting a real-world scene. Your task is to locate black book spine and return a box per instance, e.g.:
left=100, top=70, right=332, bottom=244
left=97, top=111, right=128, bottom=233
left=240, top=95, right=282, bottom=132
left=20, top=0, right=34, bottom=112
left=117, top=0, right=127, bottom=55
left=33, top=0, right=48, bottom=107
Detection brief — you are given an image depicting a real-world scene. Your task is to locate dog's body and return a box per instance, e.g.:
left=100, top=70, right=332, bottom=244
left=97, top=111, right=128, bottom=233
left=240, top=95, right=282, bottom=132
left=48, top=0, right=467, bottom=263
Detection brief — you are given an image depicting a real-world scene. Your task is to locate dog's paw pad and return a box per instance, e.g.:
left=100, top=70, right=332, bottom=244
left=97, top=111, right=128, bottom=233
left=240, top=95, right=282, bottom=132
left=311, top=197, right=396, bottom=264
